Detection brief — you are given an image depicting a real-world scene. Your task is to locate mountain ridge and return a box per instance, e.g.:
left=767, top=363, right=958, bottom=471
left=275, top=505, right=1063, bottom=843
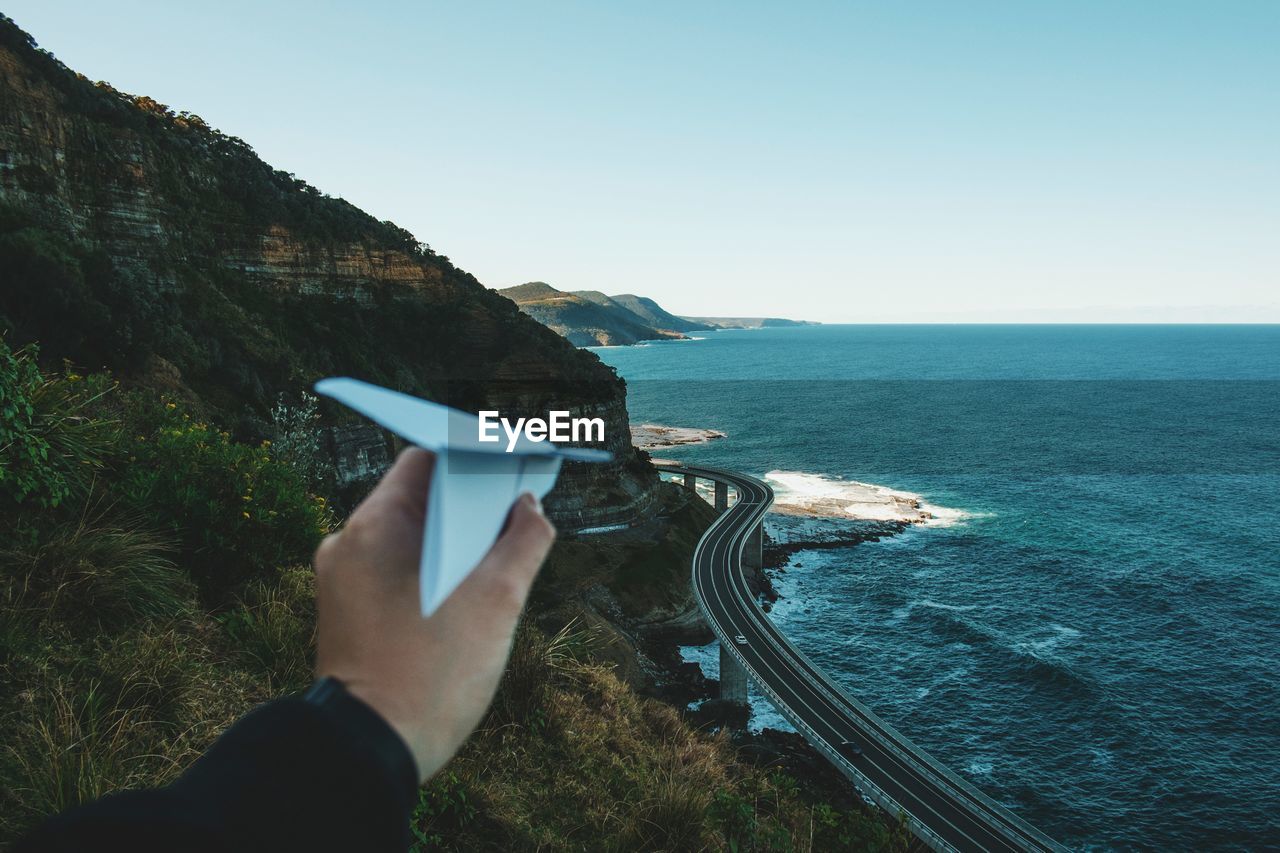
left=497, top=282, right=687, bottom=346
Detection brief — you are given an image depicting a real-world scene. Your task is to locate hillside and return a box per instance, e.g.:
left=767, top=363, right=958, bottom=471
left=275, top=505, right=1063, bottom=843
left=608, top=293, right=716, bottom=333
left=0, top=17, right=653, bottom=529
left=498, top=282, right=687, bottom=347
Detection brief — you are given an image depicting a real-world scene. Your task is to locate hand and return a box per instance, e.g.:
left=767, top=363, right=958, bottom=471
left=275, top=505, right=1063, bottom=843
left=312, top=447, right=556, bottom=782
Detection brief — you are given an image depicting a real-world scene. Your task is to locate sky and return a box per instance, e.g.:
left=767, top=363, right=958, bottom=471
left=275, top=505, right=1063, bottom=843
left=7, top=1, right=1278, bottom=322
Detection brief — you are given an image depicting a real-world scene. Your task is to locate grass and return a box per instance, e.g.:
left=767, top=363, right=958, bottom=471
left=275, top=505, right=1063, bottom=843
left=9, top=679, right=146, bottom=819
left=0, top=352, right=905, bottom=851
left=1, top=512, right=907, bottom=850
left=2, top=514, right=194, bottom=633
left=422, top=656, right=908, bottom=852
left=220, top=567, right=316, bottom=694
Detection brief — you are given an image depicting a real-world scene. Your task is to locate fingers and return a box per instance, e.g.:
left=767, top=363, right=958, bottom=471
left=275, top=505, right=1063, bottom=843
left=467, top=493, right=556, bottom=610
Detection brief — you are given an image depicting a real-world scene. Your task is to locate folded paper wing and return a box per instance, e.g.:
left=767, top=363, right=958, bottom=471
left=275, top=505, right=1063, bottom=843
left=314, top=378, right=612, bottom=615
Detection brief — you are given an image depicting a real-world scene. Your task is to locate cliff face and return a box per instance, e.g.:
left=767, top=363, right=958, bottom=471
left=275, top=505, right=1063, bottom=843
left=0, top=17, right=656, bottom=527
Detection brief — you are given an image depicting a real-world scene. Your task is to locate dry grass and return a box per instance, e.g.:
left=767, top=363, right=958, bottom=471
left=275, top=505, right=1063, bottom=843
left=1, top=514, right=194, bottom=632
left=221, top=566, right=316, bottom=693
left=8, top=680, right=150, bottom=819
left=1, top=506, right=902, bottom=851
left=0, top=622, right=263, bottom=839
left=420, top=654, right=906, bottom=852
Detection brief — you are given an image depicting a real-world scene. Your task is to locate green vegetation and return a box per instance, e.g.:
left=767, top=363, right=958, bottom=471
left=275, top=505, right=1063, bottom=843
left=0, top=16, right=900, bottom=848
left=0, top=342, right=325, bottom=837
left=0, top=344, right=905, bottom=849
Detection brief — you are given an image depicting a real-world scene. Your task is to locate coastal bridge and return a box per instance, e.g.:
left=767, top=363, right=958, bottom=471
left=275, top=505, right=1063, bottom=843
left=665, top=464, right=1065, bottom=853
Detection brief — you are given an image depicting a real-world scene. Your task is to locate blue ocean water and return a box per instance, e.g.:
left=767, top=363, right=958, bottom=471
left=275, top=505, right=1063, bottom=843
left=593, top=325, right=1280, bottom=851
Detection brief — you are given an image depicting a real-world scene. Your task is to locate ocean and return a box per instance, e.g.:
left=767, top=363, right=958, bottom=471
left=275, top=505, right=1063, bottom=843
left=592, top=325, right=1280, bottom=851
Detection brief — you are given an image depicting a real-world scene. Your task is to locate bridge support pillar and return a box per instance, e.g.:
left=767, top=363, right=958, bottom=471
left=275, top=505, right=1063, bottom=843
left=683, top=472, right=696, bottom=491
left=714, top=481, right=729, bottom=513
left=719, top=643, right=748, bottom=704
left=743, top=521, right=762, bottom=573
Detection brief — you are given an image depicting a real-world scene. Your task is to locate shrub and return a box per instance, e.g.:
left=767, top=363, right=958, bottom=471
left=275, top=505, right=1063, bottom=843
left=116, top=396, right=331, bottom=602
left=0, top=341, right=57, bottom=507
left=0, top=341, right=116, bottom=509
left=410, top=771, right=478, bottom=851
left=269, top=391, right=330, bottom=488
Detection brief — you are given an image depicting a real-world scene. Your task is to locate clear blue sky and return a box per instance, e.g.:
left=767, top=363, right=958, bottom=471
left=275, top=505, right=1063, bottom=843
left=7, top=1, right=1278, bottom=321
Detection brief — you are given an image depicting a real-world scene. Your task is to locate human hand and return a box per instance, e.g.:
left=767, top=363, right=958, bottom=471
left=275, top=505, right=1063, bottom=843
left=313, top=447, right=556, bottom=782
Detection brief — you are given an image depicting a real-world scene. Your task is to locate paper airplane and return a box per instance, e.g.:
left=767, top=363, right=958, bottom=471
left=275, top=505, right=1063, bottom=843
left=314, top=377, right=612, bottom=616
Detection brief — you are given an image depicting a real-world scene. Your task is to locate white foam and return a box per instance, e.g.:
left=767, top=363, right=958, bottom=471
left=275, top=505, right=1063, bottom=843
left=764, top=470, right=967, bottom=526
left=1014, top=623, right=1082, bottom=656
left=891, top=598, right=980, bottom=624
left=918, top=599, right=980, bottom=612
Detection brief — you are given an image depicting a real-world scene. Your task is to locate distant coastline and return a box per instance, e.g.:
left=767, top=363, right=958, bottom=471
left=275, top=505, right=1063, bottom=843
left=498, top=282, right=816, bottom=347
left=680, top=316, right=820, bottom=330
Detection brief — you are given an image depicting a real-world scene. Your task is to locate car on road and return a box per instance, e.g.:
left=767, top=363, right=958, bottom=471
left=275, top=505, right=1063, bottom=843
left=839, top=739, right=863, bottom=758
left=734, top=635, right=748, bottom=645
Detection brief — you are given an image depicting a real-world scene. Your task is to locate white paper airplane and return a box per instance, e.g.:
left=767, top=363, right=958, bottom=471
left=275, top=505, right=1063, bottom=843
left=314, top=377, right=612, bottom=616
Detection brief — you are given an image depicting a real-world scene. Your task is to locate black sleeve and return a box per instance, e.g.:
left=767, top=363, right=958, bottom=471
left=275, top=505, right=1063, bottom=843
left=16, top=679, right=419, bottom=853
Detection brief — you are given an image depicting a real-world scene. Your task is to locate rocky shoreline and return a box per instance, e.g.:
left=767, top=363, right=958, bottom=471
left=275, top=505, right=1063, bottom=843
left=566, top=476, right=923, bottom=829
left=632, top=504, right=935, bottom=823
left=630, top=423, right=726, bottom=451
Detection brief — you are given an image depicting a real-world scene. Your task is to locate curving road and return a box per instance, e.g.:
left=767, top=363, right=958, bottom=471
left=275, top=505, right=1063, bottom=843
left=671, top=463, right=1064, bottom=853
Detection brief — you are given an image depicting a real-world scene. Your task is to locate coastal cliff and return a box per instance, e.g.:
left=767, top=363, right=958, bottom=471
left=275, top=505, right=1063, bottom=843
left=498, top=281, right=691, bottom=346
left=0, top=17, right=653, bottom=526
left=499, top=282, right=815, bottom=346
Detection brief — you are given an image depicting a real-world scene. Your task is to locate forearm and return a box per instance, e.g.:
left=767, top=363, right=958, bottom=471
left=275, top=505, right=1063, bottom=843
left=17, top=683, right=417, bottom=853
